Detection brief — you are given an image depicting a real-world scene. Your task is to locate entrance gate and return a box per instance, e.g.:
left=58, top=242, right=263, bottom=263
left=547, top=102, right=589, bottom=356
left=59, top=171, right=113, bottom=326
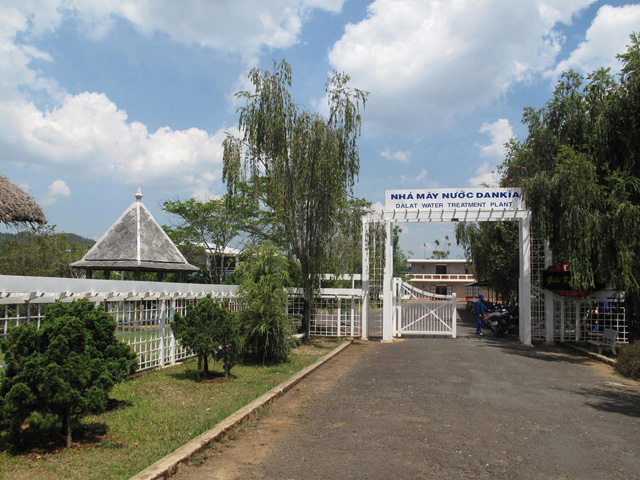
left=393, top=279, right=457, bottom=337
left=362, top=187, right=532, bottom=344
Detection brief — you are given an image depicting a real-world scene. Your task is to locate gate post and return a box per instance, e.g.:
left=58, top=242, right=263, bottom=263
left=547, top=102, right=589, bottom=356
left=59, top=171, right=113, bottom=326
left=451, top=293, right=457, bottom=338
left=361, top=216, right=370, bottom=339
left=382, top=219, right=394, bottom=340
left=518, top=212, right=532, bottom=346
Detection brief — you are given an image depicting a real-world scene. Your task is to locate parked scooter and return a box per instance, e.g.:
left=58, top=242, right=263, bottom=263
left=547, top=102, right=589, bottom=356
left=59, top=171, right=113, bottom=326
left=484, top=304, right=518, bottom=337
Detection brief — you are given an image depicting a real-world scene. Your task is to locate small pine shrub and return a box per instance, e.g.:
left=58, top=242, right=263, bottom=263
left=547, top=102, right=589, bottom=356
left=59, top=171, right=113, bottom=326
left=615, top=342, right=640, bottom=381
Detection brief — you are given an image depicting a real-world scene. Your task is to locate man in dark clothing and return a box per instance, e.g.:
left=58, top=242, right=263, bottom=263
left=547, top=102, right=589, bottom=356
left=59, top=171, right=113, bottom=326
left=475, top=293, right=487, bottom=335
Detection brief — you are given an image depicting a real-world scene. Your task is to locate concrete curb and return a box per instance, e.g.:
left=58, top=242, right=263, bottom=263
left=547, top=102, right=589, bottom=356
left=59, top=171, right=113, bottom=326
left=129, top=340, right=353, bottom=480
left=563, top=342, right=617, bottom=366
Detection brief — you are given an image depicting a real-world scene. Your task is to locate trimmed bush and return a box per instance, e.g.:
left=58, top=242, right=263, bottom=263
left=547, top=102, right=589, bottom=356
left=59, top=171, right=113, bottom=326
left=615, top=342, right=640, bottom=380
left=0, top=299, right=136, bottom=449
left=173, top=296, right=241, bottom=380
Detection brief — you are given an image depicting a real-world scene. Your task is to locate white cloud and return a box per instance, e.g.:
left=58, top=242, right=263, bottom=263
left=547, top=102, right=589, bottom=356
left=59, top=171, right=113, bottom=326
left=416, top=168, right=427, bottom=182
left=380, top=148, right=412, bottom=163
left=0, top=93, right=230, bottom=190
left=478, top=119, right=514, bottom=162
left=64, top=0, right=345, bottom=62
left=467, top=162, right=499, bottom=187
left=0, top=1, right=347, bottom=193
left=328, top=0, right=595, bottom=134
left=41, top=179, right=71, bottom=205
left=551, top=4, right=640, bottom=77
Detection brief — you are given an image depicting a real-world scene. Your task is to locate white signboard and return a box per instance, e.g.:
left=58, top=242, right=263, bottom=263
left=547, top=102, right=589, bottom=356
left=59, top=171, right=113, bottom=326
left=385, top=188, right=524, bottom=212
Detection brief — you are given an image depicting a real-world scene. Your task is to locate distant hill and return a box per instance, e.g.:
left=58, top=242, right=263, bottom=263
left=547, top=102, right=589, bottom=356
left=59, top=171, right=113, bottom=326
left=0, top=231, right=95, bottom=247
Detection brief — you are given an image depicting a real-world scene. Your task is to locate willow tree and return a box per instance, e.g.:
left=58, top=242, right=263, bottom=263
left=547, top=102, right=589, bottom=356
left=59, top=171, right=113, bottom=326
left=501, top=33, right=640, bottom=340
left=223, top=60, right=368, bottom=338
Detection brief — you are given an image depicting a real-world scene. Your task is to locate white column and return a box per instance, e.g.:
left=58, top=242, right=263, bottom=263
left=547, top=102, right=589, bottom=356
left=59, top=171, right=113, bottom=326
left=159, top=299, right=166, bottom=367
left=451, top=293, right=457, bottom=338
left=518, top=213, right=532, bottom=346
left=382, top=219, right=394, bottom=340
left=361, top=216, right=370, bottom=339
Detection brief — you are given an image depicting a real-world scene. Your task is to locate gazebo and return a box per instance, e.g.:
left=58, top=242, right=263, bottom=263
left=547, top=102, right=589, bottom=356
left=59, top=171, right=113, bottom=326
left=0, top=174, right=46, bottom=227
left=70, top=188, right=198, bottom=281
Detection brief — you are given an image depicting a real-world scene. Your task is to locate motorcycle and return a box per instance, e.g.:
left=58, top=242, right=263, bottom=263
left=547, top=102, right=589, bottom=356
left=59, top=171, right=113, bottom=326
left=484, top=304, right=519, bottom=337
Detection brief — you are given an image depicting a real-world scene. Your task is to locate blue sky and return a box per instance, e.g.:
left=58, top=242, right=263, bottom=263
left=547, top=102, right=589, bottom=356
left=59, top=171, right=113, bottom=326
left=2, top=0, right=639, bottom=260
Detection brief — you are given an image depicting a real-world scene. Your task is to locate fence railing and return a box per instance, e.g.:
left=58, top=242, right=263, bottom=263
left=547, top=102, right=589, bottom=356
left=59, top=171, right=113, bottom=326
left=0, top=275, right=364, bottom=372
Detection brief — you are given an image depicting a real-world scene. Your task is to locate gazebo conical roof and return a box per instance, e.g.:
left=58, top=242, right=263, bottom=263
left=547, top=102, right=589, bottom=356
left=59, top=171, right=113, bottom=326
left=70, top=188, right=198, bottom=277
left=0, top=174, right=46, bottom=226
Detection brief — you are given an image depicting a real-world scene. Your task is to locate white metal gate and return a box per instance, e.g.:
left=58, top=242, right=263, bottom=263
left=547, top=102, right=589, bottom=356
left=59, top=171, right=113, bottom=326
left=393, top=279, right=457, bottom=337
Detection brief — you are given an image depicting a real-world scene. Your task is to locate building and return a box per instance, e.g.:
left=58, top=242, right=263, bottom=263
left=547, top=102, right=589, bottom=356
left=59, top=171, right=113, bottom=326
left=407, top=259, right=476, bottom=303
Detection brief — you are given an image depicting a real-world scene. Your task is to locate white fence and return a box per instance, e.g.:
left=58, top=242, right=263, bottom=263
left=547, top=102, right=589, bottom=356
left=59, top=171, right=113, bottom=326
left=0, top=275, right=363, bottom=372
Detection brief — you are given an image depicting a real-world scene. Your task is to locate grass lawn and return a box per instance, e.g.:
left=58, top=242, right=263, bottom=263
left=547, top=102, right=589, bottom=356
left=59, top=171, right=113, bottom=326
left=0, top=338, right=344, bottom=480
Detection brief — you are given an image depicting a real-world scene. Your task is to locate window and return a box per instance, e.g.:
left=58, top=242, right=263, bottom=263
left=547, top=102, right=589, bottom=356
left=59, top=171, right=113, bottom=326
left=436, top=264, right=447, bottom=275
left=434, top=285, right=450, bottom=296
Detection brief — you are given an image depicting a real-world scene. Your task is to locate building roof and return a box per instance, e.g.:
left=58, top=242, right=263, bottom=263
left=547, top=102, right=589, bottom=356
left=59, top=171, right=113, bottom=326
left=70, top=188, right=198, bottom=273
left=0, top=174, right=46, bottom=226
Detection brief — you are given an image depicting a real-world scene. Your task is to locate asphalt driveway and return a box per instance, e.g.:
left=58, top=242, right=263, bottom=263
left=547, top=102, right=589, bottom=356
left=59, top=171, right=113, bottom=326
left=174, top=309, right=640, bottom=480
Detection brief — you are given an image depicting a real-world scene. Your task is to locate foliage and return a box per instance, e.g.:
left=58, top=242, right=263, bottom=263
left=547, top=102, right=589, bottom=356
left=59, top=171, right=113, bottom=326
left=322, top=197, right=372, bottom=277
left=615, top=343, right=640, bottom=380
left=393, top=226, right=410, bottom=278
left=211, top=302, right=242, bottom=379
left=162, top=194, right=255, bottom=284
left=0, top=225, right=91, bottom=277
left=501, top=32, right=640, bottom=340
left=455, top=221, right=519, bottom=303
left=235, top=244, right=293, bottom=363
left=172, top=296, right=241, bottom=380
left=431, top=235, right=451, bottom=259
left=223, top=60, right=368, bottom=338
left=0, top=300, right=136, bottom=449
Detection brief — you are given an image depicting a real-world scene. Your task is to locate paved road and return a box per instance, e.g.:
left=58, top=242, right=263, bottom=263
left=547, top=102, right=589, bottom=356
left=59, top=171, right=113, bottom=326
left=175, top=310, right=640, bottom=480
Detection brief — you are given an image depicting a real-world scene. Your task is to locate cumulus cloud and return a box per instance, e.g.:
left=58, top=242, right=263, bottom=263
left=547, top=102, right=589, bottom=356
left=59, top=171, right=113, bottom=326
left=41, top=179, right=71, bottom=205
left=467, top=162, right=499, bottom=187
left=380, top=148, right=412, bottom=163
left=0, top=93, right=230, bottom=190
left=52, top=0, right=344, bottom=62
left=551, top=4, right=640, bottom=77
left=0, top=1, right=348, bottom=194
left=328, top=0, right=596, bottom=134
left=478, top=119, right=514, bottom=162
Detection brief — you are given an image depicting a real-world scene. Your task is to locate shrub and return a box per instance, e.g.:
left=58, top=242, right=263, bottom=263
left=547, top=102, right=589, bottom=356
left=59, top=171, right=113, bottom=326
left=615, top=342, right=640, bottom=380
left=0, top=299, right=137, bottom=449
left=173, top=296, right=242, bottom=380
left=236, top=245, right=293, bottom=364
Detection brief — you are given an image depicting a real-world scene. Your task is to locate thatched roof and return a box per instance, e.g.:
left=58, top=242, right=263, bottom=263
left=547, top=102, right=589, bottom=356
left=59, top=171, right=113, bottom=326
left=0, top=174, right=46, bottom=226
left=70, top=188, right=198, bottom=274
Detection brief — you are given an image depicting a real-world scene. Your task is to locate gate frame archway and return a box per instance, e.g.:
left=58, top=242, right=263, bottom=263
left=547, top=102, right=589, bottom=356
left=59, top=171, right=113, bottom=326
left=362, top=187, right=531, bottom=345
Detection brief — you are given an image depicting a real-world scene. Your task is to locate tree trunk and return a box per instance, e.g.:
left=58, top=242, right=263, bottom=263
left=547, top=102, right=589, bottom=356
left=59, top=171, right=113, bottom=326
left=64, top=405, right=72, bottom=448
left=196, top=354, right=202, bottom=382
left=203, top=354, right=209, bottom=377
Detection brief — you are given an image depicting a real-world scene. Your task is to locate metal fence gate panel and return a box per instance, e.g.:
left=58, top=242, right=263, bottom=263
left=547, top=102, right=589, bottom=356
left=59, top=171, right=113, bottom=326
left=394, top=279, right=457, bottom=337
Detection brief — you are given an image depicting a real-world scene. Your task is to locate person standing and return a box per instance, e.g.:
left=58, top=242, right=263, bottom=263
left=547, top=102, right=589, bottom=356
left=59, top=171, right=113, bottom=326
left=475, top=293, right=487, bottom=335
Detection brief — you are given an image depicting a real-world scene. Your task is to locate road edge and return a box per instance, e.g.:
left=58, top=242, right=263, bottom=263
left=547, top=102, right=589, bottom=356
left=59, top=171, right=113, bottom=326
left=129, top=339, right=353, bottom=480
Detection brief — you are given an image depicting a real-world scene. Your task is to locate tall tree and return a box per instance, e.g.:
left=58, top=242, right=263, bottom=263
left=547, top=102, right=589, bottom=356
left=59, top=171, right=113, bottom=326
left=455, top=221, right=519, bottom=303
left=501, top=33, right=640, bottom=340
left=430, top=235, right=451, bottom=259
left=162, top=195, right=251, bottom=284
left=223, top=60, right=368, bottom=337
